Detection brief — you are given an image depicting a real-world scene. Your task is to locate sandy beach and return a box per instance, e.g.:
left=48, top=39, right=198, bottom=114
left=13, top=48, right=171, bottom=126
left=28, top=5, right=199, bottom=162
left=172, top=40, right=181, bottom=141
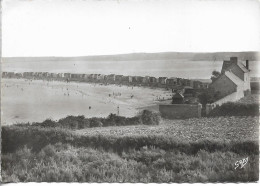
left=1, top=79, right=172, bottom=125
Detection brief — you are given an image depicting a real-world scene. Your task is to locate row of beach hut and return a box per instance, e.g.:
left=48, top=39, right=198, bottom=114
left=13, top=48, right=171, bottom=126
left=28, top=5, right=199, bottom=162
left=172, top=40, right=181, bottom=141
left=2, top=72, right=209, bottom=89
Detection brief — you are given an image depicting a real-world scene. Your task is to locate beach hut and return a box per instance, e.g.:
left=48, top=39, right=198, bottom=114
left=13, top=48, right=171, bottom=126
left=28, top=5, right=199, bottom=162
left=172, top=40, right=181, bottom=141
left=158, top=77, right=167, bottom=85
left=142, top=76, right=150, bottom=84
left=149, top=76, right=157, bottom=84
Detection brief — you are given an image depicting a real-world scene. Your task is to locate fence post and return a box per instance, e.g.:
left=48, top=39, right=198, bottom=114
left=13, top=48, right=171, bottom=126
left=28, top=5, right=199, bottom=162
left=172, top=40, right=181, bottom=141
left=206, top=104, right=211, bottom=115
left=198, top=103, right=202, bottom=118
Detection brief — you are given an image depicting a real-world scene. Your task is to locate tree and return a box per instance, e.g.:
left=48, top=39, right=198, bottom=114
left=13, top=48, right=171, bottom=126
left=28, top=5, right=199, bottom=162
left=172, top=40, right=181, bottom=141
left=211, top=70, right=221, bottom=82
left=198, top=89, right=222, bottom=106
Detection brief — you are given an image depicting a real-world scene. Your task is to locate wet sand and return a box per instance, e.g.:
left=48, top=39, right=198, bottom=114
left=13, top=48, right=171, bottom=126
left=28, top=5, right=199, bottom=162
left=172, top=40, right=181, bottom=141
left=1, top=79, right=172, bottom=125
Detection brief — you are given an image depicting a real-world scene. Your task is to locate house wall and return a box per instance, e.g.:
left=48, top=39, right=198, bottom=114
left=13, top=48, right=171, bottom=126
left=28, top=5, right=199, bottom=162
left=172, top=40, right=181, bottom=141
left=244, top=72, right=251, bottom=91
left=159, top=104, right=202, bottom=119
left=210, top=75, right=237, bottom=97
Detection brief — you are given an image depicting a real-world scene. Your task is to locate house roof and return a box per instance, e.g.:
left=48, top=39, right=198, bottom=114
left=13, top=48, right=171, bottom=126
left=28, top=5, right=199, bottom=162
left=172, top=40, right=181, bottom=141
left=237, top=63, right=250, bottom=72
left=221, top=61, right=233, bottom=73
left=221, top=60, right=250, bottom=74
left=173, top=92, right=184, bottom=98
left=224, top=71, right=244, bottom=86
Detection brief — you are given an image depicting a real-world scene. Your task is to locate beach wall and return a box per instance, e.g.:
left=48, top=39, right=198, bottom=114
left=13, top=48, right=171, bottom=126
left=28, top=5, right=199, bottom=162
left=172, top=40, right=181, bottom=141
left=159, top=104, right=202, bottom=119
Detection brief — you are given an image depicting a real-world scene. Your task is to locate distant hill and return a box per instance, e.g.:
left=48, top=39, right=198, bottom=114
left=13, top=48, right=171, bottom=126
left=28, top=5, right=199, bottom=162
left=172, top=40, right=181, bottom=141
left=2, top=51, right=259, bottom=62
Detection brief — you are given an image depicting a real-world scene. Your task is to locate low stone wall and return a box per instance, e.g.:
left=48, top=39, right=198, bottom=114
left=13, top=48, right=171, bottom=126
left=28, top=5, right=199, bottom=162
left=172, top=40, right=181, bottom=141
left=159, top=104, right=202, bottom=119
left=214, top=91, right=244, bottom=106
left=205, top=90, right=245, bottom=115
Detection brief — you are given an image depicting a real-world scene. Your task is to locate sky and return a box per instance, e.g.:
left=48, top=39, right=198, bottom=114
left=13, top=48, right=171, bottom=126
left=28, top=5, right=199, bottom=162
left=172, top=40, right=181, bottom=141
left=2, top=0, right=260, bottom=57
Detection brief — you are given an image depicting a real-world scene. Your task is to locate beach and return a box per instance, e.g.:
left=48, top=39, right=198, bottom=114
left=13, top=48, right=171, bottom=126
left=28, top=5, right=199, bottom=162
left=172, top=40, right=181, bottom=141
left=1, top=78, right=171, bottom=125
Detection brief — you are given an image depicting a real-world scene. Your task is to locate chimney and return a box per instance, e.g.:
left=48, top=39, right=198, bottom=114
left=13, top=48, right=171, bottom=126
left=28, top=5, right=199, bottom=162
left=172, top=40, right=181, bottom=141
left=246, top=60, right=249, bottom=69
left=230, top=57, right=238, bottom=64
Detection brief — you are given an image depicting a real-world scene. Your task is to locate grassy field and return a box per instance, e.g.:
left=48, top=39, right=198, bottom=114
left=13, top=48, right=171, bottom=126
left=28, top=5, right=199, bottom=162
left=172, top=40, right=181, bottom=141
left=2, top=116, right=259, bottom=182
left=75, top=116, right=259, bottom=142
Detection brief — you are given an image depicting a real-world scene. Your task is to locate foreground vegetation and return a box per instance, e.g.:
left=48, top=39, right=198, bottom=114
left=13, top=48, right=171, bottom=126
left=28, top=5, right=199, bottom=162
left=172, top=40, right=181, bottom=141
left=2, top=115, right=259, bottom=182
left=2, top=143, right=258, bottom=182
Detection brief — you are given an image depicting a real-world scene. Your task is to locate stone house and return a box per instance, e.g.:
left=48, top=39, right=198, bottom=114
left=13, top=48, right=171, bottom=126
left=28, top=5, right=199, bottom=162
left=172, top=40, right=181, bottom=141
left=50, top=73, right=58, bottom=78
left=92, top=74, right=99, bottom=81
left=201, top=82, right=210, bottom=89
left=142, top=76, right=150, bottom=84
left=88, top=74, right=95, bottom=81
left=71, top=73, right=80, bottom=79
left=149, top=77, right=157, bottom=84
left=210, top=71, right=244, bottom=97
left=97, top=74, right=105, bottom=82
left=193, top=81, right=202, bottom=89
left=57, top=73, right=65, bottom=78
left=166, top=77, right=178, bottom=87
left=121, top=76, right=131, bottom=84
left=107, top=74, right=116, bottom=82
left=64, top=73, right=71, bottom=79
left=132, top=76, right=143, bottom=84
left=37, top=72, right=43, bottom=78
left=220, top=57, right=250, bottom=92
left=172, top=92, right=184, bottom=104
left=115, top=75, right=123, bottom=83
left=210, top=57, right=250, bottom=98
left=6, top=72, right=15, bottom=78
left=158, top=77, right=167, bottom=85
left=15, top=73, right=23, bottom=78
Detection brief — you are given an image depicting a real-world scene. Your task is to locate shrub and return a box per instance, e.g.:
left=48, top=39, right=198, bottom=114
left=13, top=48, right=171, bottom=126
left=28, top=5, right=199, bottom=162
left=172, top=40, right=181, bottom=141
left=89, top=118, right=103, bottom=128
left=27, top=109, right=162, bottom=130
left=208, top=102, right=259, bottom=117
left=140, top=110, right=160, bottom=125
left=34, top=119, right=57, bottom=128
left=28, top=110, right=162, bottom=129
left=105, top=114, right=126, bottom=126
left=58, top=115, right=89, bottom=129
left=126, top=116, right=142, bottom=126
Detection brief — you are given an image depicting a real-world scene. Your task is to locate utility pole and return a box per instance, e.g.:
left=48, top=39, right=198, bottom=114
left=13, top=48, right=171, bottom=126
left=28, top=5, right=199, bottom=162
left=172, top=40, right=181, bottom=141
left=117, top=106, right=120, bottom=116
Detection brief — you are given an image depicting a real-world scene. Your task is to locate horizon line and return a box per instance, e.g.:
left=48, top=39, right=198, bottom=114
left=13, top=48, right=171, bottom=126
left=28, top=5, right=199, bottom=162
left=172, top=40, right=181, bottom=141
left=2, top=50, right=259, bottom=58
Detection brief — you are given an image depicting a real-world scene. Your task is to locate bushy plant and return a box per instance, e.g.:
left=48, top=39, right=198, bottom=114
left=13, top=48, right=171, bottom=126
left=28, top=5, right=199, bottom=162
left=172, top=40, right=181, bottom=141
left=105, top=114, right=126, bottom=126
left=58, top=115, right=91, bottom=129
left=140, top=110, right=160, bottom=125
left=28, top=110, right=161, bottom=130
left=34, top=119, right=57, bottom=128
left=208, top=102, right=259, bottom=117
left=89, top=118, right=103, bottom=128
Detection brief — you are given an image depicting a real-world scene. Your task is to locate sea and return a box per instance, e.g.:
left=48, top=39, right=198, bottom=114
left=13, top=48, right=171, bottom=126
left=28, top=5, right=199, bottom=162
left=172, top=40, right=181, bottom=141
left=2, top=59, right=259, bottom=80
